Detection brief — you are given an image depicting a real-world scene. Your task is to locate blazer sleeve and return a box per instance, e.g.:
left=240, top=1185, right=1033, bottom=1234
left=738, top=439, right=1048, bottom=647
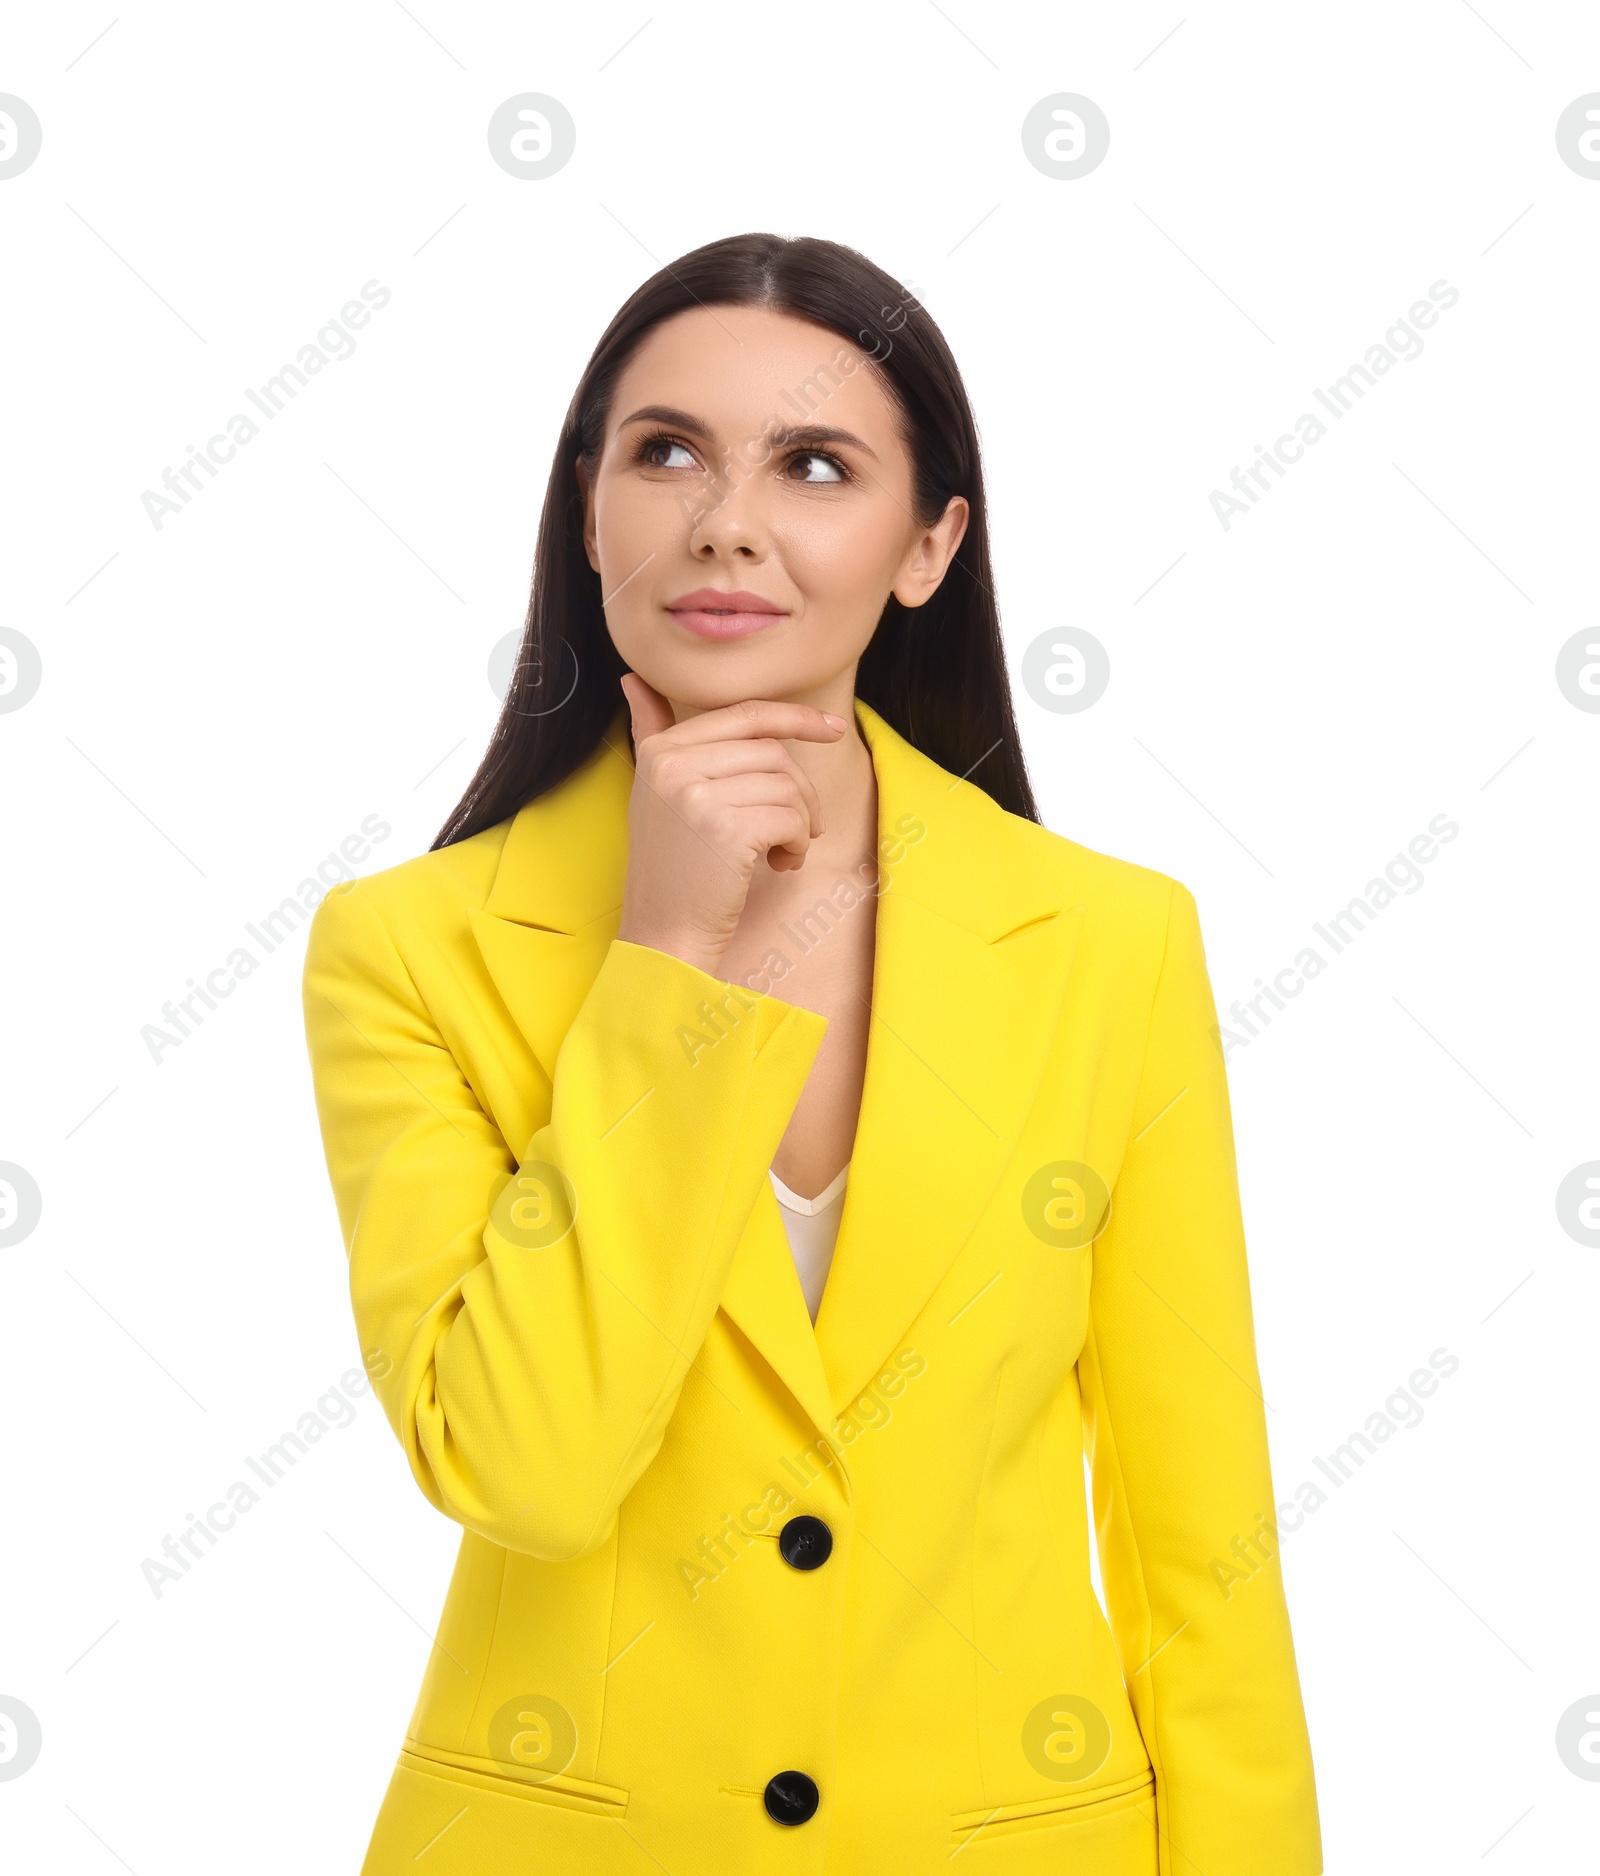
left=1076, top=880, right=1322, bottom=1876
left=301, top=881, right=827, bottom=1562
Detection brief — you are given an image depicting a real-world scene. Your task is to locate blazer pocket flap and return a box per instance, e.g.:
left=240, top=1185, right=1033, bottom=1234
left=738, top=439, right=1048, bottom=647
left=951, top=1767, right=1153, bottom=1840
left=400, top=1739, right=628, bottom=1815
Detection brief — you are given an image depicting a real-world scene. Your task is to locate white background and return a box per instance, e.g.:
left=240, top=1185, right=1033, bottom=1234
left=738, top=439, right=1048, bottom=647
left=2, top=3, right=1597, bottom=1871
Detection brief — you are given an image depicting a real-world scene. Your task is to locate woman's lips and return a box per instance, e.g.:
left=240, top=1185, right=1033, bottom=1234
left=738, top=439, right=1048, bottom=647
left=665, top=589, right=788, bottom=640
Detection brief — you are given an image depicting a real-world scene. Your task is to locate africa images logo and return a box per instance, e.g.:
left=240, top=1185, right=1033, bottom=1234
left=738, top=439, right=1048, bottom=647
left=139, top=281, right=392, bottom=530
left=1208, top=281, right=1460, bottom=530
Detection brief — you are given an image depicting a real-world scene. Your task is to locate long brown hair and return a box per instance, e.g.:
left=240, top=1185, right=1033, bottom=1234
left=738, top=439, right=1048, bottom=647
left=432, top=232, right=1038, bottom=849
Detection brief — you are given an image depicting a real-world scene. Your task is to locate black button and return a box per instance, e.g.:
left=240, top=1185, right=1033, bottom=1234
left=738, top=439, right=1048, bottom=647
left=778, top=1515, right=832, bottom=1570
left=763, top=1769, right=820, bottom=1825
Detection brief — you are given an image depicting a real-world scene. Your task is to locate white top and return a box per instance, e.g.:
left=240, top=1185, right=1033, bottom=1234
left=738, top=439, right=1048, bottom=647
left=768, top=1161, right=850, bottom=1325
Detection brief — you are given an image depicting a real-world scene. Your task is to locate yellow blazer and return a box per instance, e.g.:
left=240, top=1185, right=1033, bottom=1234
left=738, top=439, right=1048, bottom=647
left=301, top=697, right=1321, bottom=1875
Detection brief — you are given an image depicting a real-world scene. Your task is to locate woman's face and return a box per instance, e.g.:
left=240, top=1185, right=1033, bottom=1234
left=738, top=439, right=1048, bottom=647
left=578, top=304, right=969, bottom=714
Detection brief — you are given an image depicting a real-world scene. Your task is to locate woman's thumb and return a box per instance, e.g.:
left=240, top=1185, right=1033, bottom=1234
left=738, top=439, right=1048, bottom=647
left=620, top=671, right=672, bottom=744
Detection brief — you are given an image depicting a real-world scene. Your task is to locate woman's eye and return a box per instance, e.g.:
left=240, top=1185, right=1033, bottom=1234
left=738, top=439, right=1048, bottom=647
left=643, top=437, right=697, bottom=469
left=790, top=451, right=845, bottom=483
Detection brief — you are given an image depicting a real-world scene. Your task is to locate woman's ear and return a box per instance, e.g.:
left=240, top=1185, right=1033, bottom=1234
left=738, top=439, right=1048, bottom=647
left=575, top=456, right=600, bottom=573
left=890, top=494, right=970, bottom=610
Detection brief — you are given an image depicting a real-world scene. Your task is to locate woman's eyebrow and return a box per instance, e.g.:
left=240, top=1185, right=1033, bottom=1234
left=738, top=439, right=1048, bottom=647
left=617, top=403, right=712, bottom=438
left=772, top=421, right=879, bottom=462
left=617, top=403, right=879, bottom=461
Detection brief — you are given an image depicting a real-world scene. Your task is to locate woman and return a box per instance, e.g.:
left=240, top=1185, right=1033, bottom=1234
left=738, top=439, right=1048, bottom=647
left=302, top=233, right=1322, bottom=1874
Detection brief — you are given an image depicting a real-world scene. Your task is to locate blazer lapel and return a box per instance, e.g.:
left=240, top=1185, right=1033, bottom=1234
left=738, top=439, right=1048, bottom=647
left=811, top=702, right=1087, bottom=1420
left=465, top=721, right=633, bottom=1149
left=466, top=714, right=842, bottom=1439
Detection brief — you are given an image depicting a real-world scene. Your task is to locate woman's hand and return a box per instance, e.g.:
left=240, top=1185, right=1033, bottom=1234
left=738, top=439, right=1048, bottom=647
left=615, top=672, right=847, bottom=977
